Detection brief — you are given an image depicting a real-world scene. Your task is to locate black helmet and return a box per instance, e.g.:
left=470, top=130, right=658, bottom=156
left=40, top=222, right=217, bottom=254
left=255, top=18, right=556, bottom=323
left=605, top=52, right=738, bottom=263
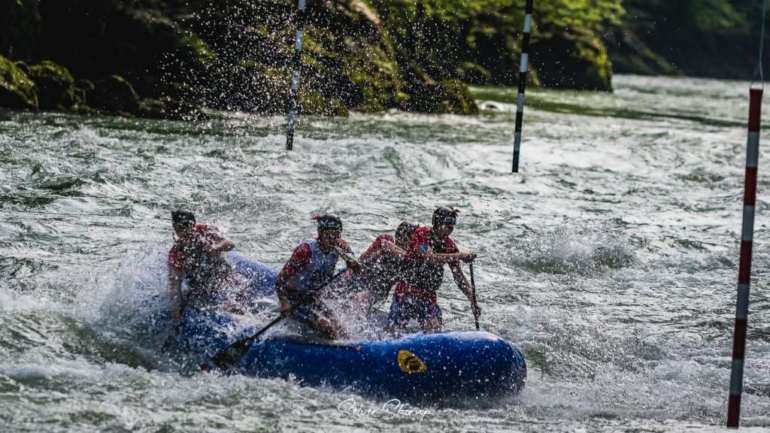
left=315, top=214, right=343, bottom=231
left=432, top=206, right=458, bottom=226
left=395, top=221, right=419, bottom=243
left=171, top=210, right=196, bottom=228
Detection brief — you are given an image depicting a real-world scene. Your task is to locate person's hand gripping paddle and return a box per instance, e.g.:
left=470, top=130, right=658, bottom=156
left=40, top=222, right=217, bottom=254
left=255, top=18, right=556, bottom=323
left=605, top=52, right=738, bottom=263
left=199, top=270, right=346, bottom=372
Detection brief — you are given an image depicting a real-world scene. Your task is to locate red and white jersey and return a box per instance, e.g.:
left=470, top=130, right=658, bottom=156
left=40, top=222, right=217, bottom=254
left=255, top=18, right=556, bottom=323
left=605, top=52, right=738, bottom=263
left=281, top=238, right=352, bottom=294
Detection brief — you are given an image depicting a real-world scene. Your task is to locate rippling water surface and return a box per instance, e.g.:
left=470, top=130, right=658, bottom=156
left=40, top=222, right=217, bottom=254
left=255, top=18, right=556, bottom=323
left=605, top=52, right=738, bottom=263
left=2, top=75, right=770, bottom=432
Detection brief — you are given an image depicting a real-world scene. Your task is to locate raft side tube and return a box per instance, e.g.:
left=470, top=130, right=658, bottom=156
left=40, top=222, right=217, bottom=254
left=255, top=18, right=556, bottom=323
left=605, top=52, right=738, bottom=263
left=235, top=331, right=527, bottom=400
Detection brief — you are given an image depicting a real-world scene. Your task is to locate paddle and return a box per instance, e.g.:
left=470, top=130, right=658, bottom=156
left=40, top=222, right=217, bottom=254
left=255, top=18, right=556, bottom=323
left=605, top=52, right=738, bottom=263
left=200, top=269, right=346, bottom=372
left=469, top=261, right=480, bottom=330
left=162, top=285, right=196, bottom=352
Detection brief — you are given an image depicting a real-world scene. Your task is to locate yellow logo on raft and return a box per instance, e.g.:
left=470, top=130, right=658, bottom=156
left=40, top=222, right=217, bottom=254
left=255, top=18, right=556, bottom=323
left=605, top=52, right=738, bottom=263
left=397, top=350, right=427, bottom=373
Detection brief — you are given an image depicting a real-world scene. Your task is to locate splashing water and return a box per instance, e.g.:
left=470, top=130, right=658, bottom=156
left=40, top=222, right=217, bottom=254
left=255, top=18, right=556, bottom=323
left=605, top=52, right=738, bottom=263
left=1, top=75, right=770, bottom=431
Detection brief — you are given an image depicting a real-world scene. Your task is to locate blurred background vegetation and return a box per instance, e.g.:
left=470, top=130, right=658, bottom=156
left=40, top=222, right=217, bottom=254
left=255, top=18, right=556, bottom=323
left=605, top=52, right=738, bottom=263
left=0, top=0, right=766, bottom=118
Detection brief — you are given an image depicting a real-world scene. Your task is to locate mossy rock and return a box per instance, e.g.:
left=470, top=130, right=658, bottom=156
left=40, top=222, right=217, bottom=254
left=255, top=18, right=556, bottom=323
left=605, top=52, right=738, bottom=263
left=604, top=27, right=680, bottom=76
left=27, top=60, right=81, bottom=110
left=76, top=79, right=95, bottom=93
left=459, top=62, right=492, bottom=85
left=138, top=98, right=166, bottom=119
left=300, top=91, right=349, bottom=117
left=90, top=75, right=140, bottom=114
left=401, top=79, right=479, bottom=115
left=13, top=60, right=30, bottom=76
left=138, top=97, right=207, bottom=121
left=197, top=0, right=406, bottom=115
left=0, top=55, right=38, bottom=110
left=177, top=33, right=215, bottom=69
left=204, top=60, right=311, bottom=114
left=532, top=34, right=613, bottom=91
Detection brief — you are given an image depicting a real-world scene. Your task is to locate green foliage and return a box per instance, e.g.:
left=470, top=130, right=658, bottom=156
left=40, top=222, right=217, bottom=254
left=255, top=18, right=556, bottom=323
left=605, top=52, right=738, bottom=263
left=0, top=55, right=38, bottom=110
left=89, top=75, right=140, bottom=115
left=614, top=0, right=763, bottom=78
left=370, top=0, right=621, bottom=90
left=300, top=91, right=350, bottom=117
left=27, top=60, right=80, bottom=110
left=1, top=0, right=631, bottom=117
left=690, top=0, right=747, bottom=34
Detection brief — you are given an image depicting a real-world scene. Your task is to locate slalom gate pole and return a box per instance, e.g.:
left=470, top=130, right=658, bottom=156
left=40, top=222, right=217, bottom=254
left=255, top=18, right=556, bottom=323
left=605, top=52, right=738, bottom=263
left=727, top=88, right=763, bottom=428
left=285, top=0, right=307, bottom=151
left=511, top=0, right=533, bottom=173
left=727, top=0, right=767, bottom=427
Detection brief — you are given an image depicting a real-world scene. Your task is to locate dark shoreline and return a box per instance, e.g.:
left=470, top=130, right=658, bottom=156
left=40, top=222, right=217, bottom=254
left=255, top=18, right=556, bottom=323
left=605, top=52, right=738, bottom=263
left=2, top=0, right=765, bottom=121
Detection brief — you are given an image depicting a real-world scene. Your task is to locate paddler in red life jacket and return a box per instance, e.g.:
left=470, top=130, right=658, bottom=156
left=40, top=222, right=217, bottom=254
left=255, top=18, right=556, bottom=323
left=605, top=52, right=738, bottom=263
left=274, top=215, right=362, bottom=340
left=168, top=210, right=236, bottom=325
left=387, top=206, right=480, bottom=334
left=348, top=221, right=420, bottom=313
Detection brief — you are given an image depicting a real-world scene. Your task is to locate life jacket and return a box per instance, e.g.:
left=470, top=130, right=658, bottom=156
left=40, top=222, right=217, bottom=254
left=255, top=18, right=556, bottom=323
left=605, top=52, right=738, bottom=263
left=359, top=234, right=404, bottom=297
left=285, top=239, right=340, bottom=295
left=403, top=228, right=452, bottom=294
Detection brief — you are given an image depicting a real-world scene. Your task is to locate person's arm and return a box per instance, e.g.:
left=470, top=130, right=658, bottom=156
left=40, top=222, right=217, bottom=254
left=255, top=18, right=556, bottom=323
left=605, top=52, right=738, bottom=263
left=203, top=238, right=234, bottom=255
left=335, top=243, right=362, bottom=274
left=274, top=267, right=294, bottom=314
left=408, top=230, right=475, bottom=265
left=413, top=246, right=476, bottom=265
left=200, top=229, right=235, bottom=256
left=275, top=244, right=312, bottom=312
left=381, top=241, right=407, bottom=258
left=449, top=262, right=481, bottom=317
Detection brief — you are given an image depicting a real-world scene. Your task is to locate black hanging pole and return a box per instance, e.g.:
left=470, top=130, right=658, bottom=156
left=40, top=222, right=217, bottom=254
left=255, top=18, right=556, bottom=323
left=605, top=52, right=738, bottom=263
left=285, top=0, right=307, bottom=151
left=512, top=0, right=533, bottom=173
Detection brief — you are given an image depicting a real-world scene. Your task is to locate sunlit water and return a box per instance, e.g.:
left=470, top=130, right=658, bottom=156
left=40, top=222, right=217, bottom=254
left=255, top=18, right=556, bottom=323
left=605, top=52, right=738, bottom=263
left=1, top=75, right=769, bottom=432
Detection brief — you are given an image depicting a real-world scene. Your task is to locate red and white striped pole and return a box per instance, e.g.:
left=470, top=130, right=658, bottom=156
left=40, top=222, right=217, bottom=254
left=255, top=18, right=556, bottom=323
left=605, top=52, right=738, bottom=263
left=727, top=88, right=762, bottom=428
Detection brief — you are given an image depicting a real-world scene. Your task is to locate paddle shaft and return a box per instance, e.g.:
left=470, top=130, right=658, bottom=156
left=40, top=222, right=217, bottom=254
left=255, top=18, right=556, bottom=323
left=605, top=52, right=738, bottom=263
left=203, top=269, right=346, bottom=371
left=469, top=262, right=479, bottom=330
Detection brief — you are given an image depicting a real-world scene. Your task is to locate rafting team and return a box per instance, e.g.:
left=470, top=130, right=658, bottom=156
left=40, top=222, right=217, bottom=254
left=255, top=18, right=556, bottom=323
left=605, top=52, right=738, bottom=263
left=168, top=206, right=480, bottom=340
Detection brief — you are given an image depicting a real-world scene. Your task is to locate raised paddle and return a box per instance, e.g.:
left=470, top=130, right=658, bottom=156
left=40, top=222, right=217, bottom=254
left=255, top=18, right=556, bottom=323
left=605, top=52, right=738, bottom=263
left=200, top=269, right=346, bottom=371
left=469, top=261, right=480, bottom=330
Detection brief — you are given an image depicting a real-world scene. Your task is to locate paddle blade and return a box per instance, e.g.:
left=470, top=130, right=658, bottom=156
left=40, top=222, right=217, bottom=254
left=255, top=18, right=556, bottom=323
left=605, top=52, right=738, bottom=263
left=469, top=262, right=480, bottom=331
left=202, top=339, right=253, bottom=371
left=199, top=312, right=289, bottom=372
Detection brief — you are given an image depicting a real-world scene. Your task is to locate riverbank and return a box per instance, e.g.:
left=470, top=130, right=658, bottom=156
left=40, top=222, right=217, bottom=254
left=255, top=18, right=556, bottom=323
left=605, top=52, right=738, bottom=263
left=1, top=0, right=626, bottom=120
left=2, top=0, right=764, bottom=122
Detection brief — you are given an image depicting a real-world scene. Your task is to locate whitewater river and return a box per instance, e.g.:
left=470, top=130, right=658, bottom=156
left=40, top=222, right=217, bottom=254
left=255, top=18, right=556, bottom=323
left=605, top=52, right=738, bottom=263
left=1, top=75, right=769, bottom=432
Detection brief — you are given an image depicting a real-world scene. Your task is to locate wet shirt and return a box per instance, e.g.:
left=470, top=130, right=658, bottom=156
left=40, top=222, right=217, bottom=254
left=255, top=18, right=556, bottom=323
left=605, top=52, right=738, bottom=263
left=359, top=234, right=404, bottom=298
left=281, top=238, right=352, bottom=297
left=396, top=227, right=459, bottom=301
left=168, top=224, right=233, bottom=308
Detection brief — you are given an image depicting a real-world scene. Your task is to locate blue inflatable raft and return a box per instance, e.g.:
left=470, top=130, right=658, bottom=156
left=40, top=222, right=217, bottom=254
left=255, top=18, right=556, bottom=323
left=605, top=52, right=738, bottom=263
left=164, top=253, right=527, bottom=400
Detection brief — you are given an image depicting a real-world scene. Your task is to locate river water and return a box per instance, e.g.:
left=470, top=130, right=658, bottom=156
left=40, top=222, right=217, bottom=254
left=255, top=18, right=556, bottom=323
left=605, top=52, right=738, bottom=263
left=1, top=75, right=769, bottom=432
